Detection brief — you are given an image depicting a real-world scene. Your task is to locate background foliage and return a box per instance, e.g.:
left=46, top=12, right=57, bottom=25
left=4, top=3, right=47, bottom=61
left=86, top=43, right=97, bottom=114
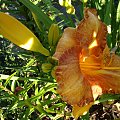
left=0, top=0, right=120, bottom=120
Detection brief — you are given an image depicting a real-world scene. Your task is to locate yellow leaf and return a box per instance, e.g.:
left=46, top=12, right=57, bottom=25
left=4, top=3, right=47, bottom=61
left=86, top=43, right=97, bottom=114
left=0, top=12, right=49, bottom=56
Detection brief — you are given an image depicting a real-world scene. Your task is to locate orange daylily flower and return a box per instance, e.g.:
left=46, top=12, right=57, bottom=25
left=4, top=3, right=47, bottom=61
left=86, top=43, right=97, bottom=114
left=53, top=8, right=120, bottom=119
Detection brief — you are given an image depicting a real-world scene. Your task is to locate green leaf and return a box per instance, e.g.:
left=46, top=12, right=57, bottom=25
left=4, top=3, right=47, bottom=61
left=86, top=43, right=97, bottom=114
left=104, top=0, right=111, bottom=25
left=116, top=1, right=120, bottom=22
left=32, top=12, right=42, bottom=32
left=19, top=0, right=53, bottom=29
left=4, top=71, right=18, bottom=86
left=22, top=108, right=34, bottom=120
left=81, top=112, right=89, bottom=120
left=30, top=83, right=56, bottom=102
left=95, top=94, right=120, bottom=104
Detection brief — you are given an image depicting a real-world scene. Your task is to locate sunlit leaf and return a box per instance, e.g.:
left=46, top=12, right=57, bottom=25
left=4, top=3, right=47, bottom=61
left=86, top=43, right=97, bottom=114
left=0, top=12, right=50, bottom=56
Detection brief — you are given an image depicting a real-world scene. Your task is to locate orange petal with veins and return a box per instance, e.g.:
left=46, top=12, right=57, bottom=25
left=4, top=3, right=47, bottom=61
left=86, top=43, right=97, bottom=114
left=56, top=47, right=93, bottom=105
left=53, top=27, right=78, bottom=59
left=53, top=8, right=120, bottom=119
left=81, top=45, right=120, bottom=98
left=76, top=8, right=107, bottom=57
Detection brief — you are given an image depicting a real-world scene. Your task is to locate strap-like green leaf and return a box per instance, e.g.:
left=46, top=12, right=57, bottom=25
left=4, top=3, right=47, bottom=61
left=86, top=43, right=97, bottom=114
left=19, top=0, right=53, bottom=29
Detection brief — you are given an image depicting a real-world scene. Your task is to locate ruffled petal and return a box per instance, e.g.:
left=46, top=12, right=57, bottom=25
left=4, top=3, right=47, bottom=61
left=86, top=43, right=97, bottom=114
left=77, top=8, right=100, bottom=46
left=76, top=8, right=107, bottom=57
left=53, top=27, right=78, bottom=59
left=56, top=47, right=93, bottom=106
left=102, top=45, right=120, bottom=67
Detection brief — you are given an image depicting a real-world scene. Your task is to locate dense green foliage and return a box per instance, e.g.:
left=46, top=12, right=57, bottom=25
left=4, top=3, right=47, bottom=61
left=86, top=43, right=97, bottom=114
left=0, top=0, right=120, bottom=119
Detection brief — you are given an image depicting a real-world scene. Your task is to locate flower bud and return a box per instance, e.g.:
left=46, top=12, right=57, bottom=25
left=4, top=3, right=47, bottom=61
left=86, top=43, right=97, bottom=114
left=51, top=66, right=57, bottom=78
left=48, top=24, right=59, bottom=46
left=82, top=0, right=88, bottom=3
left=41, top=63, right=52, bottom=73
left=66, top=5, right=75, bottom=14
left=59, top=0, right=71, bottom=7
